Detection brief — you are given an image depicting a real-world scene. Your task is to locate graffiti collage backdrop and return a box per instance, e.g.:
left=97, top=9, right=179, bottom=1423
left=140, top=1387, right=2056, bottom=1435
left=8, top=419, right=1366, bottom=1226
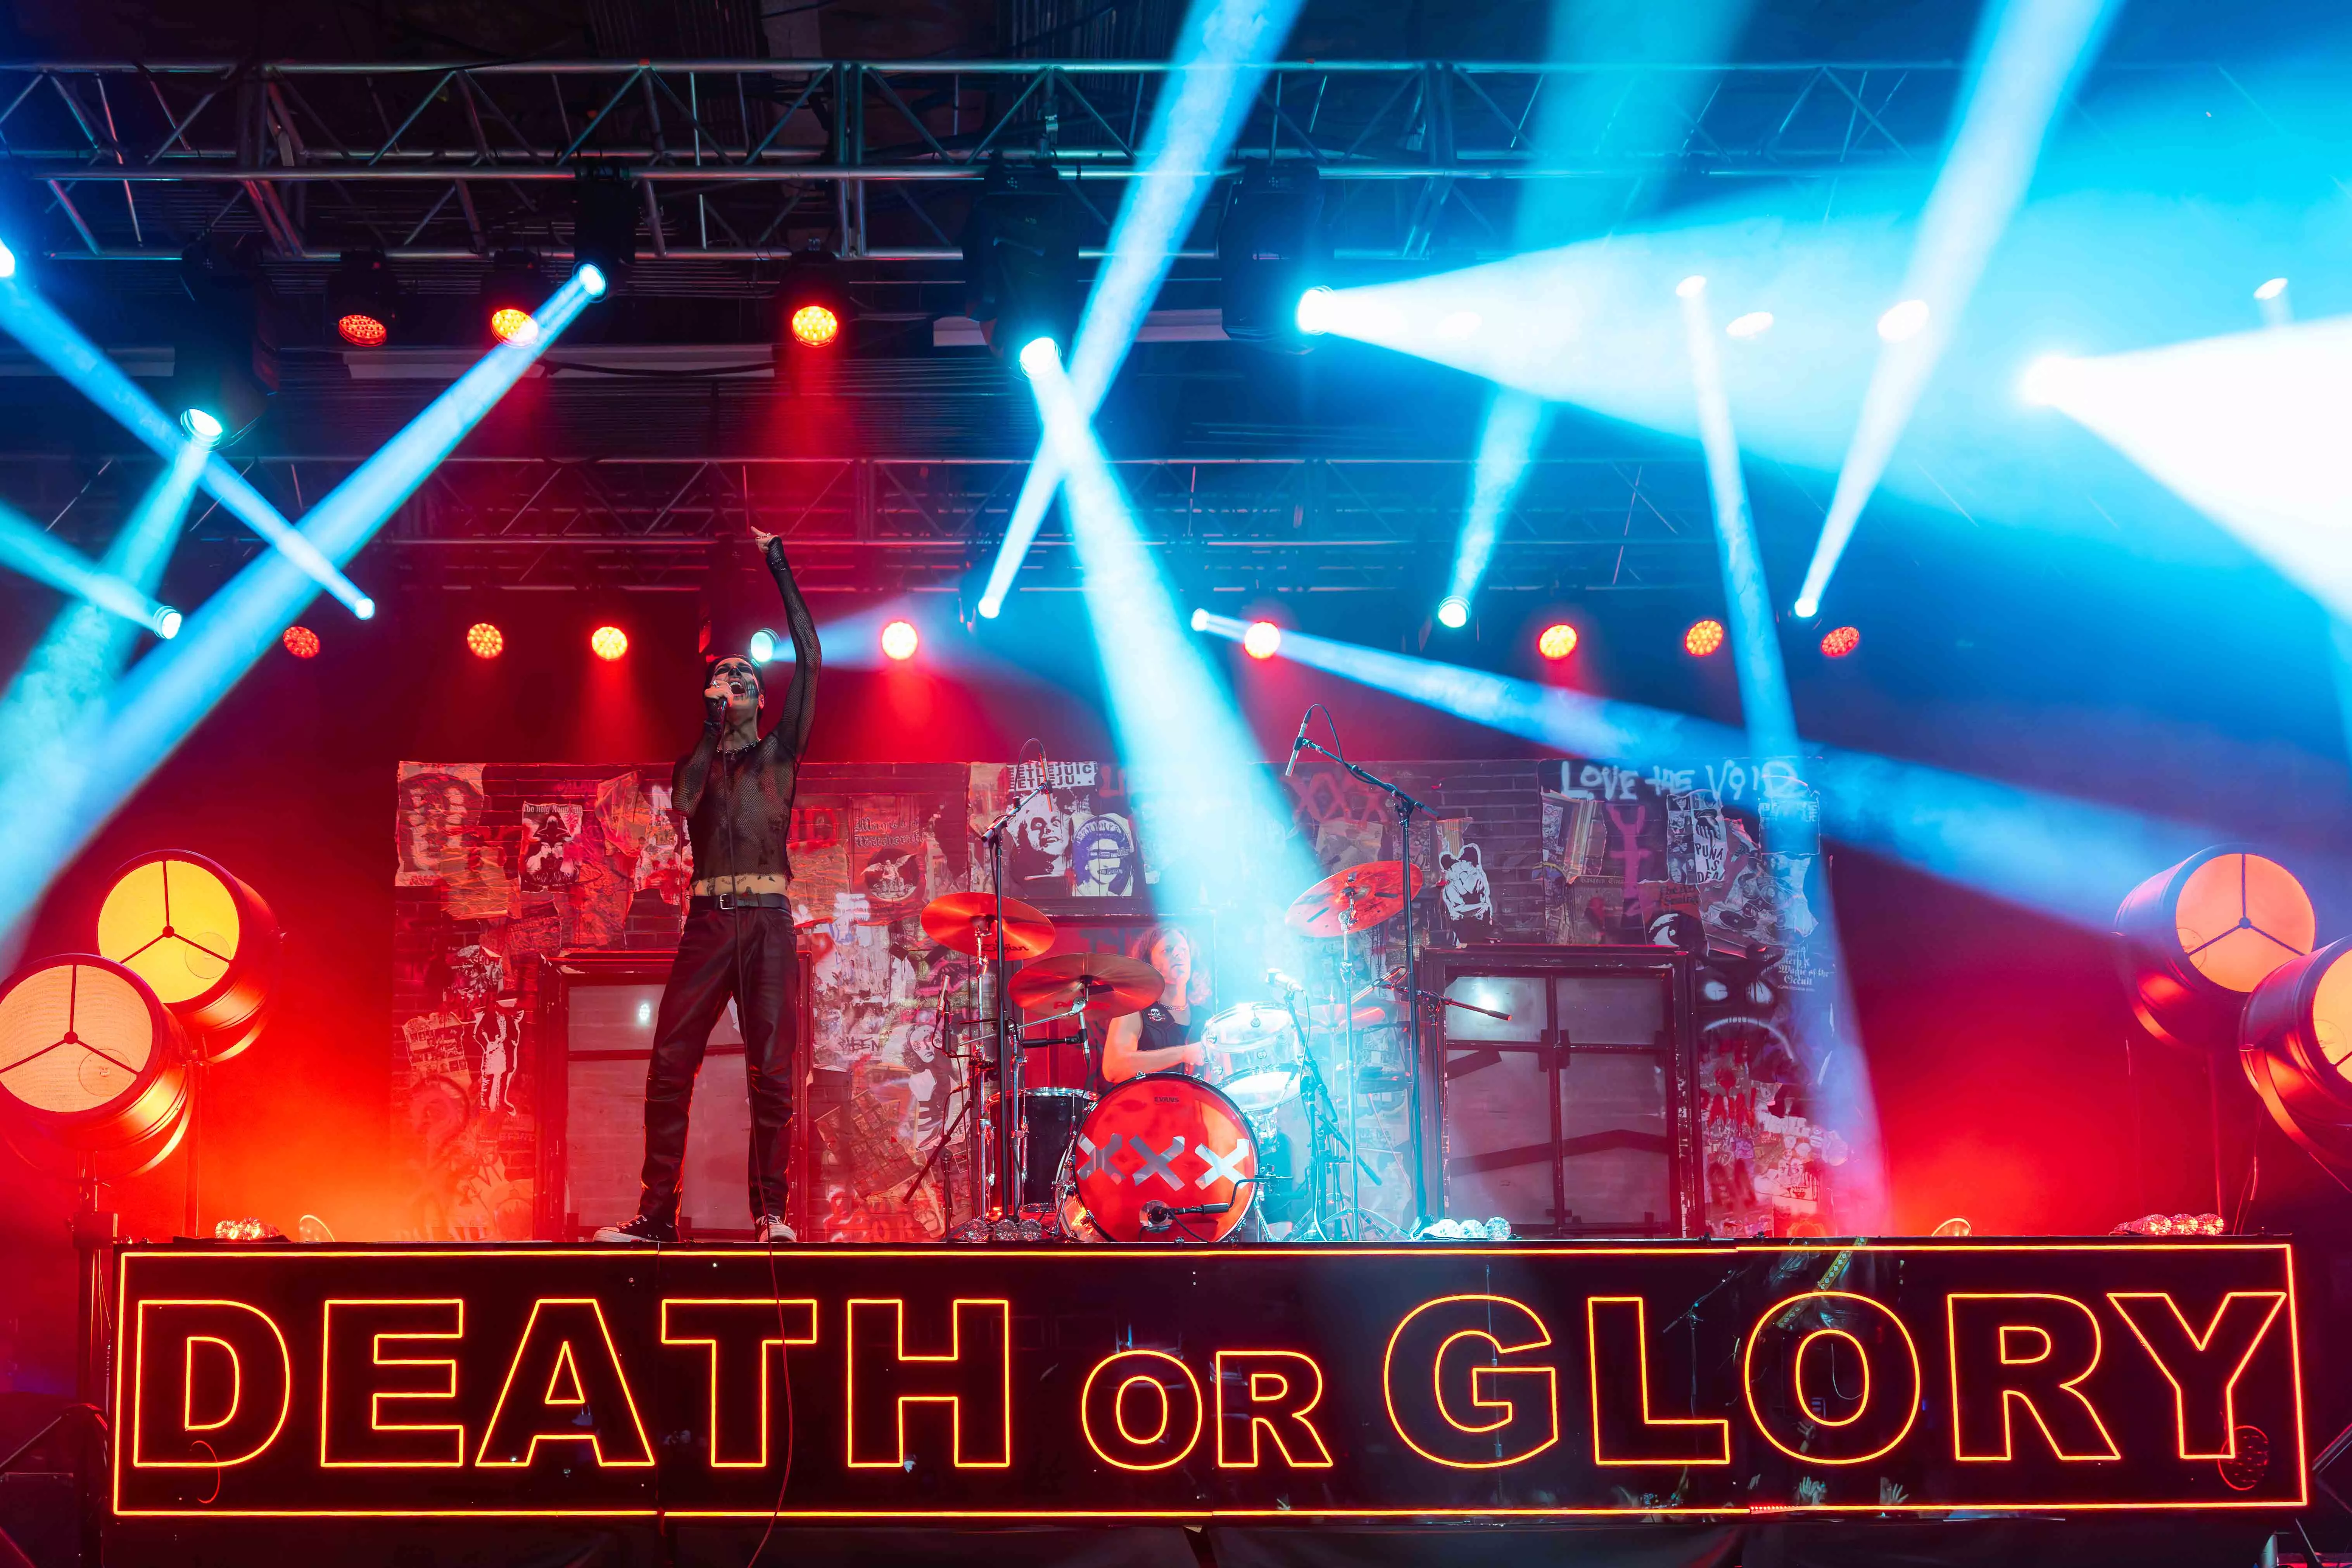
left=392, top=754, right=1844, bottom=1242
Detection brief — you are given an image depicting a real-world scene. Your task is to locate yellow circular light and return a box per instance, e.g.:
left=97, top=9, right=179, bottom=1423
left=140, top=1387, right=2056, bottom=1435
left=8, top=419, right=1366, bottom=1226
left=879, top=619, right=919, bottom=661
left=2174, top=853, right=2314, bottom=993
left=1242, top=621, right=1282, bottom=660
left=466, top=622, right=504, bottom=659
left=0, top=961, right=155, bottom=1114
left=1684, top=618, right=1725, bottom=657
left=1821, top=625, right=1861, bottom=658
left=591, top=624, right=629, bottom=661
left=489, top=306, right=538, bottom=346
left=337, top=312, right=389, bottom=348
left=283, top=625, right=320, bottom=659
left=97, top=858, right=242, bottom=1007
left=1538, top=623, right=1579, bottom=660
left=790, top=303, right=841, bottom=348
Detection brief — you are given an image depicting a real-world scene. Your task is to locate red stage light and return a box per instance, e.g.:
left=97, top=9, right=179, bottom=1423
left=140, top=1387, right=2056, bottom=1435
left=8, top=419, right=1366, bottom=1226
left=790, top=304, right=841, bottom=349
left=1242, top=621, right=1282, bottom=660
left=1684, top=618, right=1726, bottom=657
left=590, top=625, right=629, bottom=661
left=489, top=306, right=538, bottom=346
left=880, top=619, right=919, bottom=662
left=466, top=622, right=504, bottom=659
left=1537, top=623, right=1578, bottom=661
left=1820, top=625, right=1860, bottom=658
left=336, top=312, right=389, bottom=348
left=282, top=625, right=320, bottom=659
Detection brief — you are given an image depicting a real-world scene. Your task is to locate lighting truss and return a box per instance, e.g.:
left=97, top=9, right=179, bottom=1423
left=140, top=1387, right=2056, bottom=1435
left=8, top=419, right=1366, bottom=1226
left=0, top=453, right=1726, bottom=596
left=0, top=57, right=2250, bottom=267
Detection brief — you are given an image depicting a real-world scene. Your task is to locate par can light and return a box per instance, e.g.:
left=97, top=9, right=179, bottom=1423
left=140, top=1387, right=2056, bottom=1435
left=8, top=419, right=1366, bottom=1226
left=2241, top=935, right=2352, bottom=1176
left=0, top=955, right=189, bottom=1159
left=880, top=620, right=920, bottom=662
left=282, top=625, right=319, bottom=659
left=1242, top=620, right=1282, bottom=660
left=97, top=850, right=280, bottom=1064
left=465, top=622, right=504, bottom=659
left=2117, top=847, right=2313, bottom=1052
left=1537, top=622, right=1579, bottom=660
left=1684, top=618, right=1726, bottom=656
left=591, top=624, right=629, bottom=661
left=1820, top=625, right=1861, bottom=658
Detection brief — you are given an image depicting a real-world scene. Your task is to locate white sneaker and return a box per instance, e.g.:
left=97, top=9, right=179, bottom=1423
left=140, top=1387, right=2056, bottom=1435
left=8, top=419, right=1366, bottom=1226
left=754, top=1214, right=796, bottom=1243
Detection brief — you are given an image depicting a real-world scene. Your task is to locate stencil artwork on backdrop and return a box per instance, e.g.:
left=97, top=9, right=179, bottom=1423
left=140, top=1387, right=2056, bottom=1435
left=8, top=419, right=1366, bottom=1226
left=394, top=753, right=1854, bottom=1243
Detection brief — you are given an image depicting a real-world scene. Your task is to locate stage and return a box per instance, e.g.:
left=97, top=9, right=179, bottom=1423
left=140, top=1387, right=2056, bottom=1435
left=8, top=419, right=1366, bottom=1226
left=80, top=1236, right=2303, bottom=1565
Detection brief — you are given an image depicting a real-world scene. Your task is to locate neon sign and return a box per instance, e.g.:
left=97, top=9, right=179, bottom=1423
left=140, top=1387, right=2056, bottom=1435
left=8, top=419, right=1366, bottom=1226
left=113, top=1242, right=2305, bottom=1520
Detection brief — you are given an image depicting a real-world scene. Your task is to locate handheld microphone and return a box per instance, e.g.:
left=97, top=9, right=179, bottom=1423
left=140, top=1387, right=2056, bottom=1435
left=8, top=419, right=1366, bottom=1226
left=1285, top=708, right=1313, bottom=779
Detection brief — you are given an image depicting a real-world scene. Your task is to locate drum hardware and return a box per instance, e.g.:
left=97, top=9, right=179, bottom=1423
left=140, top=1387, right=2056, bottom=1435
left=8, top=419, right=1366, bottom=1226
left=1055, top=1072, right=1261, bottom=1243
left=1139, top=1177, right=1262, bottom=1234
left=1285, top=724, right=1436, bottom=1225
left=972, top=784, right=1049, bottom=1218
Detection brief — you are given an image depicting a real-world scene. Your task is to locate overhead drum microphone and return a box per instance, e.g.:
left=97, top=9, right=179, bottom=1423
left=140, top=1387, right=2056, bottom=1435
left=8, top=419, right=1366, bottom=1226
left=1285, top=708, right=1313, bottom=779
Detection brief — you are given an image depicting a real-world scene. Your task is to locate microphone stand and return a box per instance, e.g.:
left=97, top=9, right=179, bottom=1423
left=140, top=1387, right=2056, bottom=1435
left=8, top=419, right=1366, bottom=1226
left=1293, top=737, right=1434, bottom=1226
left=977, top=784, right=1044, bottom=1219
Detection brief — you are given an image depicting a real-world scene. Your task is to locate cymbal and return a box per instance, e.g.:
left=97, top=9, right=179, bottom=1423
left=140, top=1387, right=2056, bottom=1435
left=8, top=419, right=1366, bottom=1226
left=1285, top=860, right=1425, bottom=939
left=1008, top=952, right=1164, bottom=1021
left=919, top=892, right=1056, bottom=959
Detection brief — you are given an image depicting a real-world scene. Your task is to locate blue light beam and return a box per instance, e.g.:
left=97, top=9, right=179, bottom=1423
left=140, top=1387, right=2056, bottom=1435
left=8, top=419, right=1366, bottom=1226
left=0, top=496, right=181, bottom=637
left=0, top=269, right=375, bottom=618
left=0, top=273, right=600, bottom=943
left=975, top=0, right=1304, bottom=619
left=1791, top=0, right=2121, bottom=618
left=1678, top=275, right=1798, bottom=760
left=1444, top=390, right=1549, bottom=613
left=1028, top=347, right=1319, bottom=922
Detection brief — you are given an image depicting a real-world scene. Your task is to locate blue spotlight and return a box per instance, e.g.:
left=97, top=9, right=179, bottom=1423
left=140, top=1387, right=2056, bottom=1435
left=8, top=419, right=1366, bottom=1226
left=0, top=240, right=14, bottom=279
left=2024, top=315, right=2352, bottom=623
left=1679, top=275, right=1799, bottom=759
left=1189, top=606, right=1210, bottom=632
left=0, top=498, right=181, bottom=634
left=0, top=269, right=371, bottom=616
left=0, top=269, right=599, bottom=942
left=1017, top=335, right=1060, bottom=379
left=1792, top=0, right=2121, bottom=619
left=1725, top=311, right=1774, bottom=339
left=181, top=408, right=224, bottom=447
left=748, top=628, right=778, bottom=663
left=1025, top=344, right=1318, bottom=931
left=155, top=608, right=182, bottom=640
left=575, top=262, right=608, bottom=300
left=1295, top=286, right=1334, bottom=335
left=2254, top=277, right=2288, bottom=301
left=1444, top=389, right=1548, bottom=615
left=972, top=0, right=1306, bottom=621
left=1435, top=595, right=1470, bottom=630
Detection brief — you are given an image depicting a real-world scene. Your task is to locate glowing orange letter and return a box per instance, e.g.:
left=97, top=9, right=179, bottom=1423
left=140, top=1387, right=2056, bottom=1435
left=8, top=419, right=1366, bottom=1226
left=1946, top=1293, right=2120, bottom=1462
left=321, top=1299, right=465, bottom=1467
left=1587, top=1297, right=1731, bottom=1466
left=1742, top=1291, right=1921, bottom=1466
left=130, top=1300, right=292, bottom=1469
left=661, top=1299, right=820, bottom=1469
left=476, top=1299, right=654, bottom=1467
left=846, top=1299, right=1011, bottom=1469
left=1215, top=1351, right=1334, bottom=1469
left=1383, top=1295, right=1559, bottom=1469
left=1080, top=1349, right=1204, bottom=1471
left=2108, top=1292, right=2287, bottom=1460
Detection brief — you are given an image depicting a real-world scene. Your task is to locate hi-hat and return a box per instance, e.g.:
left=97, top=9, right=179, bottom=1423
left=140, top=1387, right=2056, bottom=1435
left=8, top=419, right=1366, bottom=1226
left=1286, top=861, right=1425, bottom=938
left=1008, top=953, right=1163, bottom=1020
left=920, top=892, right=1056, bottom=959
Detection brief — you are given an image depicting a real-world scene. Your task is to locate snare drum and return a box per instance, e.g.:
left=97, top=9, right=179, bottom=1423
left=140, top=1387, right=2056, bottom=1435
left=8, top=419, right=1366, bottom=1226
left=1057, top=1073, right=1259, bottom=1243
left=1202, top=1002, right=1303, bottom=1116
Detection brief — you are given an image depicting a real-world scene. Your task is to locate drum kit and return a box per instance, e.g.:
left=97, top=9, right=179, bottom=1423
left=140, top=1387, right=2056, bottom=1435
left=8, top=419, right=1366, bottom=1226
left=913, top=857, right=1433, bottom=1245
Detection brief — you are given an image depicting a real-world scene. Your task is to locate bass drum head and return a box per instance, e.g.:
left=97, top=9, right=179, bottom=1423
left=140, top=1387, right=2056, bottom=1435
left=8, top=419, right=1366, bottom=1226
left=1067, top=1072, right=1258, bottom=1243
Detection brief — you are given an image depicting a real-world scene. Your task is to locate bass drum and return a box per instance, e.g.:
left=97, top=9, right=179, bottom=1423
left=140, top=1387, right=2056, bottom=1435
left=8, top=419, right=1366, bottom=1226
left=1059, top=1073, right=1258, bottom=1243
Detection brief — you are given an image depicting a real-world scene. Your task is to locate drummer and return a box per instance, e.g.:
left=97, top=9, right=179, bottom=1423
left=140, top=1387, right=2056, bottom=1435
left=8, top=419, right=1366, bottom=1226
left=1097, top=924, right=1209, bottom=1090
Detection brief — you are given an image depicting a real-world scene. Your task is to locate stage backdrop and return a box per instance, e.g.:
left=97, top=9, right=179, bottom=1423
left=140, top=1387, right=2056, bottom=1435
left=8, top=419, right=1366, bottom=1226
left=391, top=755, right=1842, bottom=1242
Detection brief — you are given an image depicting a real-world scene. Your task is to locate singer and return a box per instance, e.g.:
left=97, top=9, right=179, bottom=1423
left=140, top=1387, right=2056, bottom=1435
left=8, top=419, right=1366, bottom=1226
left=596, top=527, right=820, bottom=1245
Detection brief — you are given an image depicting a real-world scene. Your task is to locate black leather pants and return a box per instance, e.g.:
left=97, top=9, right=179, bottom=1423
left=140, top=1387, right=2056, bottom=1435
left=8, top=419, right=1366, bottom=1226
left=635, top=903, right=796, bottom=1224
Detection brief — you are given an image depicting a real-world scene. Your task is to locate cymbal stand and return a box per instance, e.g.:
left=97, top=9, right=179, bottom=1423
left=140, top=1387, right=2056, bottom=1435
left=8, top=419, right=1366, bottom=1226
left=976, top=785, right=1045, bottom=1219
left=1278, top=993, right=1375, bottom=1242
left=1293, top=738, right=1433, bottom=1224
left=1336, top=927, right=1364, bottom=1230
